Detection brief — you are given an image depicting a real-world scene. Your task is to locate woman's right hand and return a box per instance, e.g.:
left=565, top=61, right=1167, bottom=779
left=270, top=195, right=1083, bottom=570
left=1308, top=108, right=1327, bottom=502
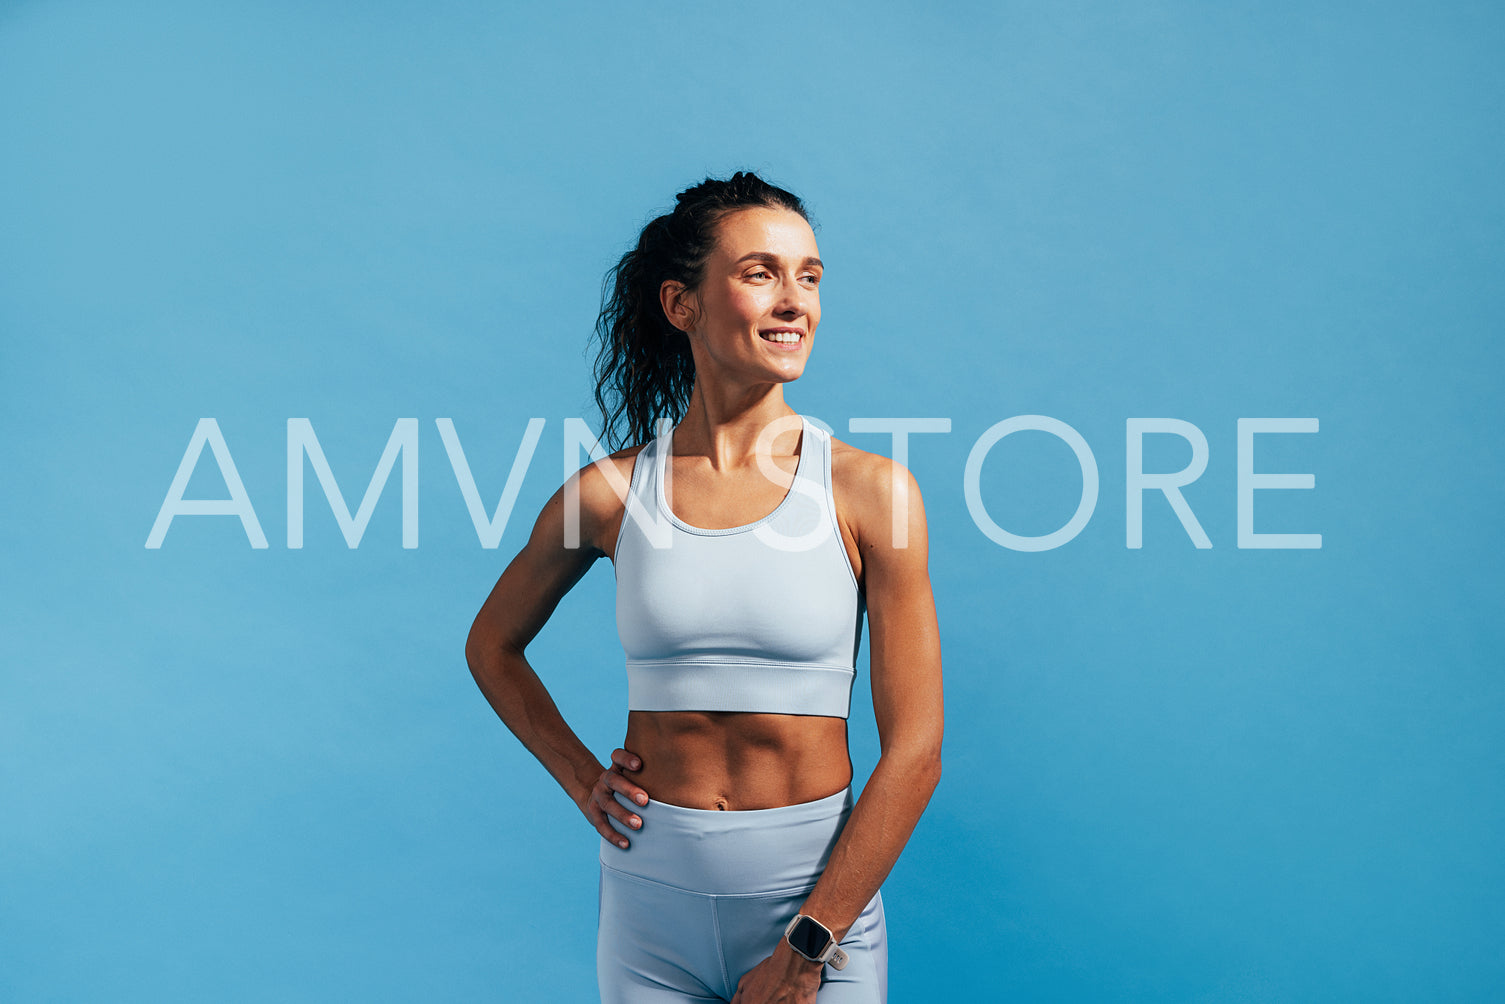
left=583, top=747, right=650, bottom=849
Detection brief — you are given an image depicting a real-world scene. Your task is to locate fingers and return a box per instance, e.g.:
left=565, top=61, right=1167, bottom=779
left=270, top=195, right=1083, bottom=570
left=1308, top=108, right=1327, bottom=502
left=588, top=764, right=647, bottom=849
left=604, top=772, right=649, bottom=808
left=587, top=749, right=651, bottom=849
left=610, top=747, right=642, bottom=772
left=599, top=777, right=644, bottom=828
left=586, top=782, right=635, bottom=849
left=606, top=749, right=650, bottom=807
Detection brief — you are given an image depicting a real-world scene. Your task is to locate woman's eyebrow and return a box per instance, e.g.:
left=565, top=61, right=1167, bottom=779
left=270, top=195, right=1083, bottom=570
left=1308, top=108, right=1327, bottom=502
left=734, top=251, right=825, bottom=270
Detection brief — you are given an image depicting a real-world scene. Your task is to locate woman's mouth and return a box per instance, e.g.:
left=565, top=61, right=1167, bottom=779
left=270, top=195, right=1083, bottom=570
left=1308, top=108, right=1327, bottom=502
left=759, top=330, right=803, bottom=348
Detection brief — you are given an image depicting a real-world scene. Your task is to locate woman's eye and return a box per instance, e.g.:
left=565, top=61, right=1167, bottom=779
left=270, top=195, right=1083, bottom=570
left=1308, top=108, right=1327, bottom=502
left=801, top=274, right=821, bottom=286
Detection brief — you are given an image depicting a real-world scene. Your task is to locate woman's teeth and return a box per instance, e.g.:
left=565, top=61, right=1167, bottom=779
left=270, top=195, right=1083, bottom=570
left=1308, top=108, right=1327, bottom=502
left=761, top=332, right=800, bottom=343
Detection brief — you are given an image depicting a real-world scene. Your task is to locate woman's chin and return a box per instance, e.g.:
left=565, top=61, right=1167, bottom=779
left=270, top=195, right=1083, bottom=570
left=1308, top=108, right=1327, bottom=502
left=762, top=355, right=810, bottom=382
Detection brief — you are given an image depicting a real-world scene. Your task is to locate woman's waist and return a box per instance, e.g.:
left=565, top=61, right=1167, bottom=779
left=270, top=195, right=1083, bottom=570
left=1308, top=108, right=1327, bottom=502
left=624, top=709, right=851, bottom=811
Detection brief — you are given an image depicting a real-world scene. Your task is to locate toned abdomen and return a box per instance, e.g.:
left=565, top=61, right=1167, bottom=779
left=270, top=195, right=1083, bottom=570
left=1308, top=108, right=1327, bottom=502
left=623, top=710, right=852, bottom=810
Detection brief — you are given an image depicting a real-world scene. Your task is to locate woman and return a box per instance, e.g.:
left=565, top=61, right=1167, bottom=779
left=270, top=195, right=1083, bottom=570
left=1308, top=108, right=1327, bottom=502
left=464, top=172, right=943, bottom=1003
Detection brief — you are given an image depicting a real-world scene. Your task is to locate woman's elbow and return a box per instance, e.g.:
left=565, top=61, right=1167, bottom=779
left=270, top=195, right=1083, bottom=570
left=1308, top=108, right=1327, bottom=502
left=920, top=745, right=943, bottom=793
left=464, top=619, right=511, bottom=678
left=884, top=735, right=942, bottom=792
left=913, top=722, right=944, bottom=791
left=463, top=618, right=487, bottom=672
left=467, top=615, right=531, bottom=678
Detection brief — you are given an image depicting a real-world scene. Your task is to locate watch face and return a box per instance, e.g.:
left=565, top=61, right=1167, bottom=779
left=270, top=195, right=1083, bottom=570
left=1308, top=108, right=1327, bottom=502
left=788, top=916, right=831, bottom=959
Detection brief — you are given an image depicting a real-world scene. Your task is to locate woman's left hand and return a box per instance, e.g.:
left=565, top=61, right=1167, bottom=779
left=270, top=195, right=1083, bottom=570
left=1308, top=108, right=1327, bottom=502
left=730, top=941, right=823, bottom=1003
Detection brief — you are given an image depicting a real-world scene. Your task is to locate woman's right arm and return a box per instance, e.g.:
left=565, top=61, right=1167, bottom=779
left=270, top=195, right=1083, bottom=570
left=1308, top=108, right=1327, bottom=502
left=463, top=459, right=649, bottom=848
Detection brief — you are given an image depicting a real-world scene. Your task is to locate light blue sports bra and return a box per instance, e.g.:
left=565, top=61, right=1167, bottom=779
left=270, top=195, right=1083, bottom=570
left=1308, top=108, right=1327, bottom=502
left=613, top=415, right=866, bottom=718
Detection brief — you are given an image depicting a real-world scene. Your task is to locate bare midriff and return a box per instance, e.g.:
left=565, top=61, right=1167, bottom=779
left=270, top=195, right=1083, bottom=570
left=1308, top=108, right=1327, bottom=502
left=624, top=710, right=852, bottom=810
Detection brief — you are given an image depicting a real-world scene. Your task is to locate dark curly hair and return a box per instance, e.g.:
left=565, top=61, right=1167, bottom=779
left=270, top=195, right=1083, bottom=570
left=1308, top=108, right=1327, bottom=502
left=589, top=171, right=809, bottom=451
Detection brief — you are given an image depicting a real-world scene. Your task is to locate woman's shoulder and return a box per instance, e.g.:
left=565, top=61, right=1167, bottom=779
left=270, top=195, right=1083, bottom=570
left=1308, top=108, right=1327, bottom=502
left=828, top=435, right=920, bottom=497
left=549, top=441, right=646, bottom=549
left=569, top=441, right=649, bottom=509
left=828, top=434, right=927, bottom=538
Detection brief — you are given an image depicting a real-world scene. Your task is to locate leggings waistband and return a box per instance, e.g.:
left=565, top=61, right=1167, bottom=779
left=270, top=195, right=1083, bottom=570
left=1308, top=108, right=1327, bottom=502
left=601, top=786, right=853, bottom=896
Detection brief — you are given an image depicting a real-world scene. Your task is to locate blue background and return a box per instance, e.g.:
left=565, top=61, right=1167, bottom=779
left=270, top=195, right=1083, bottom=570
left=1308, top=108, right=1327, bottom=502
left=4, top=1, right=1502, bottom=1000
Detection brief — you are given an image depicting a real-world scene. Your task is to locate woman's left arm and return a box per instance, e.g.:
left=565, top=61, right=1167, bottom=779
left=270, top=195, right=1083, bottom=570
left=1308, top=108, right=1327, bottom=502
left=732, top=456, right=944, bottom=1002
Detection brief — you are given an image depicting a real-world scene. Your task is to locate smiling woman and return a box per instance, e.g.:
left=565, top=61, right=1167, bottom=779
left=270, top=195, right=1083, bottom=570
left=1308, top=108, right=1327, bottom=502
left=465, top=172, right=944, bottom=1003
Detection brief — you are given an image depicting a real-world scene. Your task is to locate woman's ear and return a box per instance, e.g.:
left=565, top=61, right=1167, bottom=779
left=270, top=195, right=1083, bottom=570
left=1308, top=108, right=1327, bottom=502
left=660, top=280, right=699, bottom=334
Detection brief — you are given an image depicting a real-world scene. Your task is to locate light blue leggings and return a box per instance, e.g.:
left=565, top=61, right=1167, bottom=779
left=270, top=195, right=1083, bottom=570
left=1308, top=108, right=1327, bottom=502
left=598, top=786, right=887, bottom=1003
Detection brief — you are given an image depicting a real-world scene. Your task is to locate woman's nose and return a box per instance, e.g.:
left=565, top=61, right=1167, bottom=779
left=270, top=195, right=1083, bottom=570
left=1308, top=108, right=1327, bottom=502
left=774, top=283, right=808, bottom=318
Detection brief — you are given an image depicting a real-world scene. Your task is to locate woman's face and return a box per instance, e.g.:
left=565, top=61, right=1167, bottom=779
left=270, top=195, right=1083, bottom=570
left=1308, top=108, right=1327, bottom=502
left=670, top=206, right=823, bottom=387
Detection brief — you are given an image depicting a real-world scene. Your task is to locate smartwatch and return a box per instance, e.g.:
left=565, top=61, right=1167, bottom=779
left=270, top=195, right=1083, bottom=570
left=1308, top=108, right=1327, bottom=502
left=782, top=914, right=850, bottom=971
